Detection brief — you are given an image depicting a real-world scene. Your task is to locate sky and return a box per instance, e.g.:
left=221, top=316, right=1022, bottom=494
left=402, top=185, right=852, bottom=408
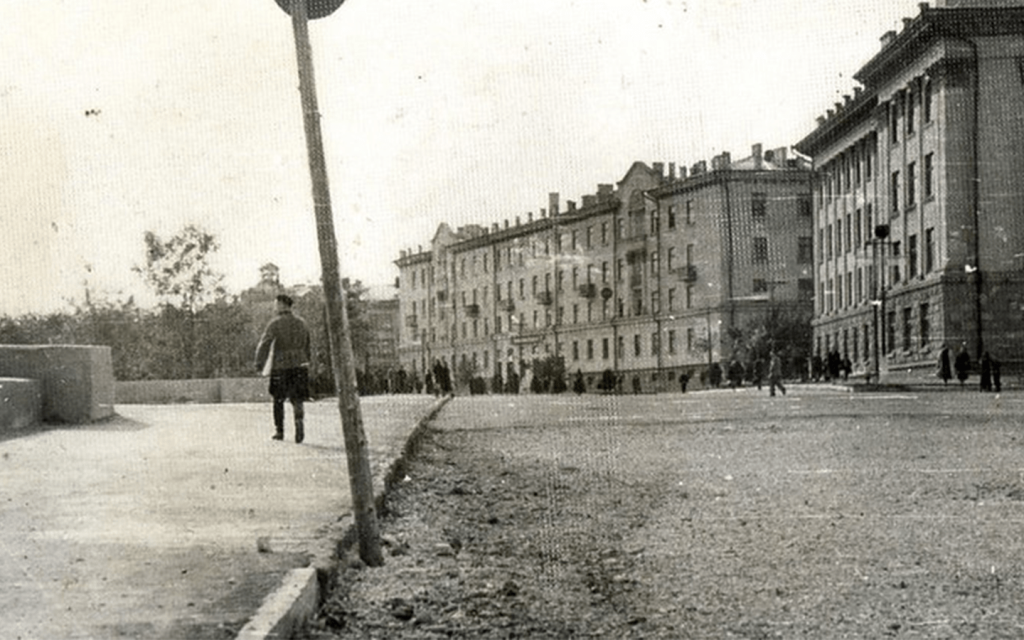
left=0, top=0, right=929, bottom=315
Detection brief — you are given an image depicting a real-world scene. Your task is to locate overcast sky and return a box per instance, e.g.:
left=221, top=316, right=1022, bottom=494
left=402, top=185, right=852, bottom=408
left=0, top=0, right=927, bottom=315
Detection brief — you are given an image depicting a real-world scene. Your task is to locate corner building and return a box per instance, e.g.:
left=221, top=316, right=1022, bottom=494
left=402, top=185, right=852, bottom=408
left=395, top=146, right=813, bottom=392
left=796, top=0, right=1024, bottom=377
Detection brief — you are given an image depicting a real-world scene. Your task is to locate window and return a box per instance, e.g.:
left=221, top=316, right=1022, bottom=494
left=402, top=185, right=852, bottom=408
left=667, top=247, right=676, bottom=271
left=908, top=234, right=918, bottom=279
left=891, top=170, right=900, bottom=214
left=826, top=224, right=833, bottom=260
left=601, top=261, right=609, bottom=283
left=668, top=287, right=676, bottom=311
left=602, top=337, right=610, bottom=360
left=617, top=336, right=624, bottom=358
left=586, top=226, right=593, bottom=249
left=651, top=332, right=660, bottom=356
left=836, top=220, right=843, bottom=256
left=925, top=227, right=935, bottom=273
left=587, top=339, right=594, bottom=360
left=572, top=304, right=579, bottom=324
left=798, top=194, right=812, bottom=218
left=920, top=303, right=930, bottom=347
left=686, top=200, right=693, bottom=224
left=924, top=153, right=934, bottom=199
left=751, top=192, right=767, bottom=218
left=923, top=79, right=933, bottom=123
left=902, top=307, right=912, bottom=352
left=891, top=241, right=901, bottom=284
left=668, top=205, right=677, bottom=229
left=531, top=275, right=538, bottom=296
left=907, top=161, right=916, bottom=208
left=601, top=223, right=609, bottom=245
left=854, top=209, right=862, bottom=249
left=753, top=237, right=768, bottom=263
left=798, top=278, right=814, bottom=300
left=668, top=330, right=677, bottom=354
left=886, top=310, right=896, bottom=354
left=906, top=87, right=915, bottom=136
left=633, top=334, right=641, bottom=357
left=890, top=100, right=900, bottom=144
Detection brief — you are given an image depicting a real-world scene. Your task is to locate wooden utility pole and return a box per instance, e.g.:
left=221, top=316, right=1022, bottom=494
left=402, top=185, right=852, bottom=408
left=283, top=0, right=383, bottom=566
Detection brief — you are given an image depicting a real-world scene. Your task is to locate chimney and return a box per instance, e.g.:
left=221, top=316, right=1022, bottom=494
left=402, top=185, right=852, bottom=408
left=678, top=165, right=687, bottom=179
left=418, top=244, right=423, bottom=253
left=752, top=143, right=763, bottom=170
left=541, top=208, right=547, bottom=219
left=567, top=200, right=577, bottom=212
left=652, top=162, right=665, bottom=177
left=515, top=216, right=520, bottom=227
left=528, top=211, right=534, bottom=223
left=711, top=152, right=731, bottom=171
left=816, top=115, right=827, bottom=126
left=902, top=17, right=913, bottom=29
left=774, top=147, right=788, bottom=164
left=582, top=194, right=597, bottom=207
left=492, top=223, right=499, bottom=233
left=597, top=184, right=614, bottom=201
left=549, top=192, right=560, bottom=216
left=505, top=219, right=510, bottom=229
left=691, top=160, right=706, bottom=175
left=881, top=30, right=896, bottom=48
left=764, top=149, right=775, bottom=163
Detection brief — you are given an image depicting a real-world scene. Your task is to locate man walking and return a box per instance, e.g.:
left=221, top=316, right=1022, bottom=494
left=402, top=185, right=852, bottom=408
left=768, top=350, right=786, bottom=397
left=255, top=294, right=312, bottom=443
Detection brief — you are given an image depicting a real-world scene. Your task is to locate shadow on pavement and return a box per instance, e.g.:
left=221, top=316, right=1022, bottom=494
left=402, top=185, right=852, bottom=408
left=0, top=411, right=151, bottom=443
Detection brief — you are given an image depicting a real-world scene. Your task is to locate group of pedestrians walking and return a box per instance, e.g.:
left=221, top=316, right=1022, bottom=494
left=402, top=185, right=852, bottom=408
left=938, top=343, right=1002, bottom=392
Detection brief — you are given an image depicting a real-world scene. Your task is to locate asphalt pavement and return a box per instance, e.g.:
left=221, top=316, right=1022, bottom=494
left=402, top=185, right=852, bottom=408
left=0, top=395, right=440, bottom=640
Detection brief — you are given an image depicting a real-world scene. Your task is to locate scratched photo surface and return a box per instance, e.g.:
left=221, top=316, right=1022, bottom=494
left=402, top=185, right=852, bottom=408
left=2, top=1, right=1020, bottom=638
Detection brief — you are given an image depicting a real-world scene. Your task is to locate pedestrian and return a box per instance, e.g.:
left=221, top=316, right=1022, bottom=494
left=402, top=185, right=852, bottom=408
left=255, top=294, right=311, bottom=443
left=573, top=369, right=586, bottom=395
left=955, top=344, right=971, bottom=387
left=752, top=357, right=765, bottom=390
left=938, top=344, right=952, bottom=386
left=993, top=354, right=1003, bottom=392
left=678, top=371, right=690, bottom=393
left=727, top=358, right=745, bottom=390
left=632, top=375, right=641, bottom=395
left=980, top=351, right=993, bottom=392
left=768, top=350, right=786, bottom=397
left=708, top=362, right=722, bottom=388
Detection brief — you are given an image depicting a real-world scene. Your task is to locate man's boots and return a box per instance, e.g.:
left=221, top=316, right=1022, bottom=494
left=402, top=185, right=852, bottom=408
left=295, top=419, right=304, bottom=444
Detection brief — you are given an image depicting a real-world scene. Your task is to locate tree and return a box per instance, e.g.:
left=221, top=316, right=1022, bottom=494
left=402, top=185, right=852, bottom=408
left=134, top=225, right=227, bottom=378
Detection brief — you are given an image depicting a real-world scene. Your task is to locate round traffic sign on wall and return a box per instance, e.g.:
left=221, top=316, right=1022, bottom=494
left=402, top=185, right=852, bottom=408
left=274, top=0, right=345, bottom=19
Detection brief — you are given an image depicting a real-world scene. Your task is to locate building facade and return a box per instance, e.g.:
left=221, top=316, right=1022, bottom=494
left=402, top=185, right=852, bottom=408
left=795, top=0, right=1024, bottom=379
left=395, top=145, right=814, bottom=392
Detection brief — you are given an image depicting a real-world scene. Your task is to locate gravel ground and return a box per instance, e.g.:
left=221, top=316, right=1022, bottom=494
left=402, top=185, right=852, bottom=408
left=302, top=392, right=1024, bottom=639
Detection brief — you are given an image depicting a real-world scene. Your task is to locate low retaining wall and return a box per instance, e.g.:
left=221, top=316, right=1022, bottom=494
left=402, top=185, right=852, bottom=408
left=0, top=345, right=114, bottom=423
left=116, top=378, right=269, bottom=404
left=0, top=378, right=43, bottom=430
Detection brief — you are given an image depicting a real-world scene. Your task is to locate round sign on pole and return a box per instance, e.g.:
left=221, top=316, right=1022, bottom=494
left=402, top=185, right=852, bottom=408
left=274, top=0, right=345, bottom=19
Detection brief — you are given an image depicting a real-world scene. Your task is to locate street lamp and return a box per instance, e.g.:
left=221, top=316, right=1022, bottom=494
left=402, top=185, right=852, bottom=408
left=866, top=224, right=891, bottom=385
left=273, top=0, right=383, bottom=566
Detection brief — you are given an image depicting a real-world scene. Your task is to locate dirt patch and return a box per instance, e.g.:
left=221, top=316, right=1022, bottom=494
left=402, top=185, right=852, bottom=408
left=302, top=398, right=1024, bottom=639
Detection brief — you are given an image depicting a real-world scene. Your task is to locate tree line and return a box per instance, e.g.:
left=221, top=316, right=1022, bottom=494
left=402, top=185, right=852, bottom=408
left=0, top=225, right=373, bottom=392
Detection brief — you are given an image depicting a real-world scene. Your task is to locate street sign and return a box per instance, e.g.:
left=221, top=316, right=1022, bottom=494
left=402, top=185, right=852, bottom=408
left=274, top=0, right=344, bottom=19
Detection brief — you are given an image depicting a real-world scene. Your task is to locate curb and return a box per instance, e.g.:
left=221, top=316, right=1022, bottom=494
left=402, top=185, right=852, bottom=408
left=234, top=394, right=452, bottom=640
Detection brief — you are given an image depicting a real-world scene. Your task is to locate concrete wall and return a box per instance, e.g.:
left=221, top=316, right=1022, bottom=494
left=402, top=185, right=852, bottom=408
left=115, top=378, right=268, bottom=404
left=0, top=378, right=43, bottom=430
left=0, top=345, right=114, bottom=423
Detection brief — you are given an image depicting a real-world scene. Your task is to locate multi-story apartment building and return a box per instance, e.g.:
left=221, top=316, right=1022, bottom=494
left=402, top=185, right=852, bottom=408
left=395, top=145, right=814, bottom=392
left=795, top=0, right=1024, bottom=379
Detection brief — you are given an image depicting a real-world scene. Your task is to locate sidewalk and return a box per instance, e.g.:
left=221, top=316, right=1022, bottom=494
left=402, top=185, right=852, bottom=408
left=0, top=395, right=441, bottom=640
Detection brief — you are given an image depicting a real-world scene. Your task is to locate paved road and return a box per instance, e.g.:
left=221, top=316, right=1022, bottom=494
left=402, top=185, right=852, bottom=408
left=0, top=395, right=438, bottom=640
left=419, top=386, right=1024, bottom=637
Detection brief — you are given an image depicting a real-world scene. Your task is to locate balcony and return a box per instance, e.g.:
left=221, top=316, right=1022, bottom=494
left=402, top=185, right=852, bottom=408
left=535, top=290, right=553, bottom=306
left=577, top=283, right=597, bottom=299
left=463, top=303, right=480, bottom=318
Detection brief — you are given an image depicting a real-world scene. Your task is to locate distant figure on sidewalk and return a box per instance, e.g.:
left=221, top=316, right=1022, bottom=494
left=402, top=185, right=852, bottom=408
left=727, top=358, right=745, bottom=390
left=955, top=344, right=971, bottom=387
left=632, top=375, right=641, bottom=395
left=752, top=357, right=765, bottom=390
left=255, top=294, right=311, bottom=443
left=993, top=354, right=1003, bottom=392
left=573, top=370, right=586, bottom=395
left=938, top=344, right=952, bottom=386
left=768, top=351, right=786, bottom=397
left=678, top=371, right=690, bottom=393
left=980, top=351, right=993, bottom=392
